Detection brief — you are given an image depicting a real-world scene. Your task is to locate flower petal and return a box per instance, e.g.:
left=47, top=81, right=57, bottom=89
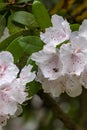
left=20, top=65, right=36, bottom=85
left=32, top=48, right=62, bottom=80
left=65, top=75, right=82, bottom=97
left=60, top=43, right=87, bottom=75
left=80, top=65, right=87, bottom=88
left=40, top=14, right=71, bottom=46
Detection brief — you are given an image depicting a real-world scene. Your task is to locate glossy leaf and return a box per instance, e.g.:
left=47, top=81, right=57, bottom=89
left=70, top=24, right=80, bottom=31
left=27, top=80, right=42, bottom=97
left=18, top=36, right=44, bottom=55
left=7, top=14, right=24, bottom=34
left=32, top=0, right=51, bottom=30
left=6, top=37, right=25, bottom=63
left=4, top=35, right=43, bottom=62
left=0, top=30, right=31, bottom=51
left=12, top=11, right=39, bottom=29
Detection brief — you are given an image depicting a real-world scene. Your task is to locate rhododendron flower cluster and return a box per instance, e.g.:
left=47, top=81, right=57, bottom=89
left=31, top=14, right=87, bottom=98
left=0, top=51, right=35, bottom=129
left=1, top=14, right=87, bottom=129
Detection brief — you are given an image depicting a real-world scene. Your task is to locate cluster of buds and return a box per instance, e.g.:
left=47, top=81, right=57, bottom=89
left=31, top=14, right=87, bottom=98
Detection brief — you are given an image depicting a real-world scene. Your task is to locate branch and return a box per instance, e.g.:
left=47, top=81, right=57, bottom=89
left=38, top=90, right=85, bottom=130
left=81, top=89, right=87, bottom=129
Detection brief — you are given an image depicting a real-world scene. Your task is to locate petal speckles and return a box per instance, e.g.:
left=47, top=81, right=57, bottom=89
left=40, top=14, right=71, bottom=47
left=60, top=37, right=87, bottom=76
left=31, top=46, right=62, bottom=80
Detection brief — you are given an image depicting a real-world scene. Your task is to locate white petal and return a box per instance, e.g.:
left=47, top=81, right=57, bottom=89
left=40, top=27, right=69, bottom=46
left=51, top=14, right=64, bottom=28
left=8, top=79, right=28, bottom=104
left=36, top=70, right=62, bottom=97
left=0, top=89, right=17, bottom=115
left=0, top=51, right=19, bottom=86
left=32, top=48, right=62, bottom=80
left=20, top=65, right=36, bottom=85
left=62, top=20, right=71, bottom=37
left=80, top=65, right=87, bottom=88
left=40, top=53, right=62, bottom=80
left=42, top=79, right=62, bottom=97
left=0, top=63, right=19, bottom=87
left=40, top=14, right=71, bottom=46
left=79, top=19, right=87, bottom=38
left=60, top=43, right=87, bottom=75
left=43, top=44, right=57, bottom=53
left=71, top=35, right=87, bottom=50
left=31, top=49, right=51, bottom=63
left=0, top=51, right=14, bottom=63
left=65, top=75, right=82, bottom=97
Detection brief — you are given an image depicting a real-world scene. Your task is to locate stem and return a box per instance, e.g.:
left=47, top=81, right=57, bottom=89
left=38, top=90, right=85, bottom=130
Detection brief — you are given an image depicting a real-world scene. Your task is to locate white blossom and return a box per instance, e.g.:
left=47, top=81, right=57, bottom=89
left=4, top=64, right=36, bottom=105
left=40, top=14, right=71, bottom=47
left=0, top=52, right=36, bottom=129
left=60, top=36, right=87, bottom=76
left=0, top=51, right=19, bottom=87
left=36, top=69, right=62, bottom=97
left=36, top=70, right=82, bottom=97
left=31, top=46, right=62, bottom=80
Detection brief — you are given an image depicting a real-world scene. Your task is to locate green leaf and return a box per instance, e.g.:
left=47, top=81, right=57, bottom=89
left=6, top=37, right=25, bottom=63
left=0, top=30, right=31, bottom=51
left=4, top=35, right=43, bottom=63
left=0, top=3, right=8, bottom=10
left=0, top=15, right=6, bottom=37
left=18, top=36, right=44, bottom=55
left=0, top=0, right=4, bottom=2
left=70, top=24, right=80, bottom=31
left=27, top=80, right=42, bottom=97
left=32, top=0, right=51, bottom=30
left=7, top=14, right=24, bottom=34
left=12, top=11, right=39, bottom=29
